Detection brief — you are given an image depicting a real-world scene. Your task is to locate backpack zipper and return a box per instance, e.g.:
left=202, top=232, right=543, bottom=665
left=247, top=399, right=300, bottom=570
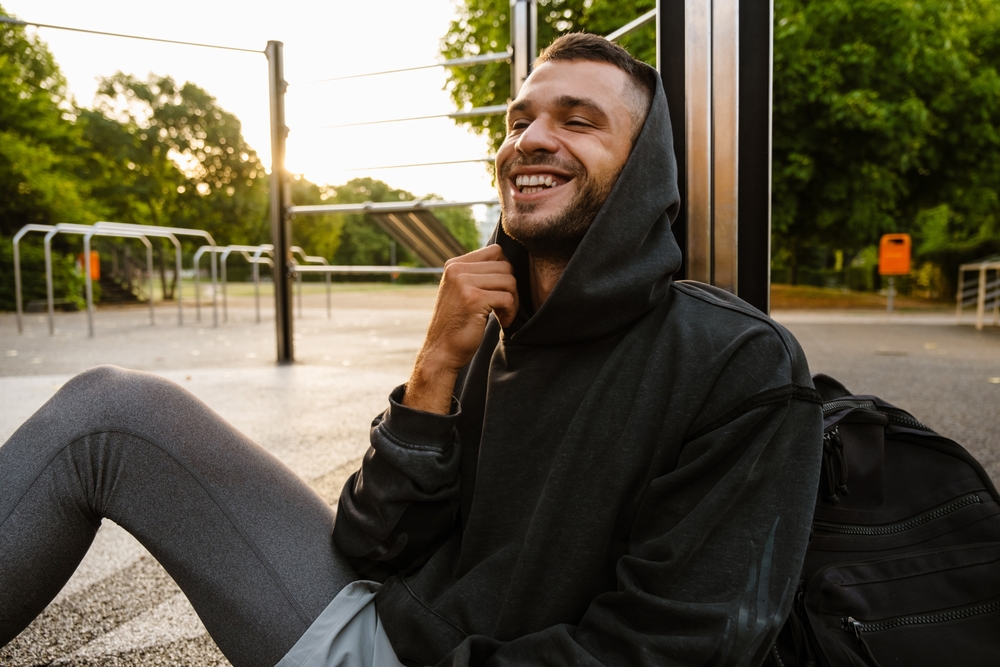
left=843, top=598, right=1000, bottom=635
left=821, top=399, right=930, bottom=431
left=813, top=493, right=982, bottom=536
left=823, top=399, right=876, bottom=415
left=882, top=409, right=931, bottom=431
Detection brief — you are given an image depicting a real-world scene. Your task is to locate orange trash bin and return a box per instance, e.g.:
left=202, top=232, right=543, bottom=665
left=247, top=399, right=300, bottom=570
left=879, top=234, right=911, bottom=276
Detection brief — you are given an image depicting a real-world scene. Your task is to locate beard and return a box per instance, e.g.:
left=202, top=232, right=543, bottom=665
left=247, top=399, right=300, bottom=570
left=498, top=154, right=617, bottom=263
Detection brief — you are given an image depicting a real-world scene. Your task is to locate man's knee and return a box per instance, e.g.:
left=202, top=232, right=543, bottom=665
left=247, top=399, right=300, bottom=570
left=56, top=365, right=183, bottom=424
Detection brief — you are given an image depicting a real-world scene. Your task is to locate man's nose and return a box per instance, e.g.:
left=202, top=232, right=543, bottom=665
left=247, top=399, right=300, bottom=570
left=515, top=117, right=560, bottom=155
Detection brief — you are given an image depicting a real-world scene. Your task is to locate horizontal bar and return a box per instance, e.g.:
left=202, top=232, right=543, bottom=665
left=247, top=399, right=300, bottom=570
left=0, top=15, right=262, bottom=53
left=300, top=104, right=508, bottom=131
left=605, top=8, right=657, bottom=43
left=289, top=51, right=512, bottom=86
left=328, top=157, right=495, bottom=172
left=289, top=198, right=499, bottom=216
left=292, top=265, right=444, bottom=275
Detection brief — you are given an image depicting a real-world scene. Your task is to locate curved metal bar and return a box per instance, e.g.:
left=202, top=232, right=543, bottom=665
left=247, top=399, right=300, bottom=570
left=12, top=224, right=56, bottom=334
left=96, top=222, right=218, bottom=327
left=96, top=223, right=182, bottom=326
left=84, top=229, right=154, bottom=337
left=43, top=224, right=155, bottom=336
left=290, top=247, right=331, bottom=319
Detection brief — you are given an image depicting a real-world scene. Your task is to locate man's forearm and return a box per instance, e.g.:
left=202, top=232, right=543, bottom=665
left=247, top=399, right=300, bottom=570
left=403, top=352, right=459, bottom=415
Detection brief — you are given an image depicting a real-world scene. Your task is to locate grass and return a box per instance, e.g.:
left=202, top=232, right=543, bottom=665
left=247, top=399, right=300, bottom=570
left=771, top=284, right=950, bottom=311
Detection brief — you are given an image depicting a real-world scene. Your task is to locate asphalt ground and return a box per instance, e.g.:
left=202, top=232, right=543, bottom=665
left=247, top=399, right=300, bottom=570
left=1, top=285, right=998, bottom=666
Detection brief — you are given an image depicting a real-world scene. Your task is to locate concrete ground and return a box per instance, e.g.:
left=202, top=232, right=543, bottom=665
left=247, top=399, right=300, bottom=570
left=1, top=285, right=998, bottom=666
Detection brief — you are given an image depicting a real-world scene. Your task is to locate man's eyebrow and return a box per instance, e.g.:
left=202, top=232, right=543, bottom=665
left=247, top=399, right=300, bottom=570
left=506, top=96, right=610, bottom=123
left=553, top=95, right=610, bottom=122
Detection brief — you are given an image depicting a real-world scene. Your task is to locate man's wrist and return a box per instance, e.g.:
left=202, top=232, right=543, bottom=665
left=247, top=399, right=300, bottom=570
left=402, top=354, right=460, bottom=415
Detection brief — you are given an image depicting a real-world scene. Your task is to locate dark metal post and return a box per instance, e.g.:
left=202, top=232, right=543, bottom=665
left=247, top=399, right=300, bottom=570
left=267, top=40, right=294, bottom=362
left=656, top=0, right=772, bottom=313
left=657, top=0, right=688, bottom=282
left=737, top=0, right=773, bottom=313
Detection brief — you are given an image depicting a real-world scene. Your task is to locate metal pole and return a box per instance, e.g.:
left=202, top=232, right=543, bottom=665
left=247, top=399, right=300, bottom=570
left=977, top=266, right=987, bottom=331
left=14, top=235, right=23, bottom=333
left=510, top=0, right=536, bottom=97
left=175, top=240, right=183, bottom=325
left=146, top=241, right=155, bottom=324
left=267, top=40, right=293, bottom=363
left=84, top=235, right=95, bottom=337
left=712, top=0, right=739, bottom=293
left=44, top=231, right=56, bottom=335
left=887, top=276, right=894, bottom=314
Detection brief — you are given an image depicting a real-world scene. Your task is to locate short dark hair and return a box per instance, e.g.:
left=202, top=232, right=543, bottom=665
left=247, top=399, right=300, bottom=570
left=534, top=33, right=658, bottom=137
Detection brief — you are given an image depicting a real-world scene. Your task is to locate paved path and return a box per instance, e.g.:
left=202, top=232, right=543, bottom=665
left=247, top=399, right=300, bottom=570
left=1, top=291, right=997, bottom=665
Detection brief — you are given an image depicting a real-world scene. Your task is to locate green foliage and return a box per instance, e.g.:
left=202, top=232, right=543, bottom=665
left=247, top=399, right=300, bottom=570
left=0, top=237, right=85, bottom=311
left=441, top=0, right=655, bottom=152
left=0, top=8, right=102, bottom=236
left=89, top=73, right=269, bottom=246
left=773, top=0, right=1000, bottom=284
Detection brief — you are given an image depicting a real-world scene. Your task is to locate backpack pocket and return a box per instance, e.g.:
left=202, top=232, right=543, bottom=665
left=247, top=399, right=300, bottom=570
left=805, top=542, right=1000, bottom=667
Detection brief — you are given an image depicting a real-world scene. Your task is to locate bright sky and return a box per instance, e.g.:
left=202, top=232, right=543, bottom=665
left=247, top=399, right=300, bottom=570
left=3, top=0, right=499, bottom=204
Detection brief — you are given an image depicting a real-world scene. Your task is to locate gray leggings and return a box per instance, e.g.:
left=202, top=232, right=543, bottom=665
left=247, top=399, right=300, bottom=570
left=0, top=365, right=358, bottom=667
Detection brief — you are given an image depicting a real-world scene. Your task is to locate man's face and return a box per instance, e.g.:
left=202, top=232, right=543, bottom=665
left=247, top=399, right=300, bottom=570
left=496, top=59, right=637, bottom=260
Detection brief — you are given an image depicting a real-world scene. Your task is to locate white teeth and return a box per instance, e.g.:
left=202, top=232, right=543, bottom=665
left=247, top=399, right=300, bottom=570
left=514, top=174, right=561, bottom=191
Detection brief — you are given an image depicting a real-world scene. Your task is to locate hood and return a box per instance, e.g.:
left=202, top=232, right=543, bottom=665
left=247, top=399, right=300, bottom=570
left=494, top=72, right=682, bottom=345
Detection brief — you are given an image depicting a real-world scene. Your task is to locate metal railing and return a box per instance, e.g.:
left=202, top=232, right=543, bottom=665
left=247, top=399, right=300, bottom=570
left=96, top=222, right=219, bottom=327
left=291, top=246, right=332, bottom=319
left=956, top=258, right=1000, bottom=330
left=42, top=223, right=155, bottom=336
left=14, top=221, right=222, bottom=335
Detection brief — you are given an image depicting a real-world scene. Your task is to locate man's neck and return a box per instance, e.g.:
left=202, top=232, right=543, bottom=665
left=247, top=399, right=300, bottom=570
left=528, top=254, right=569, bottom=310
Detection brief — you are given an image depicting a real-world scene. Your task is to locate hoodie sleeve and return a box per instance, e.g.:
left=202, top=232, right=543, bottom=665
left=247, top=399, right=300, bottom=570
left=333, top=384, right=463, bottom=580
left=434, top=331, right=823, bottom=667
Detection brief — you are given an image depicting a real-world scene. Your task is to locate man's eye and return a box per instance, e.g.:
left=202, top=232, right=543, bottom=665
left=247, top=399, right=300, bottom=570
left=510, top=119, right=530, bottom=130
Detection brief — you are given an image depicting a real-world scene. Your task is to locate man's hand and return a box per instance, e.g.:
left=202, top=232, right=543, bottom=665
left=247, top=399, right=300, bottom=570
left=403, top=245, right=519, bottom=415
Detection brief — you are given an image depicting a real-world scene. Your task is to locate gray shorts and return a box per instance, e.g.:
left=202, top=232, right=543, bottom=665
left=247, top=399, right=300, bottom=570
left=275, top=581, right=405, bottom=667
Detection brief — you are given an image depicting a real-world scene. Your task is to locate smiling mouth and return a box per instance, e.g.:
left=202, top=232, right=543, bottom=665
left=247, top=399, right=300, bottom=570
left=513, top=173, right=569, bottom=194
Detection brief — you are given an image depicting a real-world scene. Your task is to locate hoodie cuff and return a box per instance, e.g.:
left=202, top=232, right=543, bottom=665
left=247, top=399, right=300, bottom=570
left=381, top=384, right=461, bottom=450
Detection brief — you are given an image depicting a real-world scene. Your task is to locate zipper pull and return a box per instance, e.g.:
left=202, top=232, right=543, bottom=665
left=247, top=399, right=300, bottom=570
left=842, top=617, right=885, bottom=667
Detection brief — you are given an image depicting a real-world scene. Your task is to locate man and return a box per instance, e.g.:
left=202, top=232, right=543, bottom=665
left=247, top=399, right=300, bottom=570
left=0, top=34, right=822, bottom=667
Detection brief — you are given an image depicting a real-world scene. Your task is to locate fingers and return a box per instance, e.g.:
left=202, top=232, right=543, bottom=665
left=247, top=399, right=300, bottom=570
left=441, top=248, right=519, bottom=329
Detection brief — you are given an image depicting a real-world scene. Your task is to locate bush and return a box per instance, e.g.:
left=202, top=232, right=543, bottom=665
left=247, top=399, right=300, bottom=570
left=0, top=237, right=85, bottom=311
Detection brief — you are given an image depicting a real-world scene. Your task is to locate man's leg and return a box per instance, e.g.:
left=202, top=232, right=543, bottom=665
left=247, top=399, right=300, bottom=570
left=0, top=365, right=357, bottom=667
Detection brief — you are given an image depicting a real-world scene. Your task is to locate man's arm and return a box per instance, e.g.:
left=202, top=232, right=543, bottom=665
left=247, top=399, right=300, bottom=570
left=403, top=244, right=519, bottom=414
left=334, top=245, right=518, bottom=577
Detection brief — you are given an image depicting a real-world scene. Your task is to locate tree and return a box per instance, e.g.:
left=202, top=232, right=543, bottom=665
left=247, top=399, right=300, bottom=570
left=87, top=73, right=270, bottom=297
left=0, top=7, right=101, bottom=237
left=441, top=0, right=655, bottom=153
left=772, top=0, right=1000, bottom=285
left=91, top=73, right=269, bottom=245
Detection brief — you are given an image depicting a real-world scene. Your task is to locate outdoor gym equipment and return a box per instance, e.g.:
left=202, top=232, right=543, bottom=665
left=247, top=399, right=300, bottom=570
left=956, top=256, right=1000, bottom=330
left=97, top=221, right=219, bottom=327
left=43, top=223, right=155, bottom=336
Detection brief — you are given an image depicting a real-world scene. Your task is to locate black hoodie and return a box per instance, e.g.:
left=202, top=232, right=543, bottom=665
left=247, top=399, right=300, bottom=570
left=334, top=74, right=823, bottom=667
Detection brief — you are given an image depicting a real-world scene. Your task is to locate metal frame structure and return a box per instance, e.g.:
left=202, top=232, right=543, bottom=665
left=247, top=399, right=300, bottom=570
left=656, top=0, right=773, bottom=312
left=291, top=246, right=332, bottom=319
left=956, top=257, right=1000, bottom=330
left=93, top=221, right=220, bottom=325
left=94, top=222, right=183, bottom=326
left=12, top=224, right=56, bottom=334
left=42, top=223, right=155, bottom=336
left=219, top=245, right=273, bottom=323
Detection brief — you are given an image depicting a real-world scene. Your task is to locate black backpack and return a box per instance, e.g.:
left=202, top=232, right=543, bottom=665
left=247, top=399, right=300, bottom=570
left=768, top=374, right=1000, bottom=667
